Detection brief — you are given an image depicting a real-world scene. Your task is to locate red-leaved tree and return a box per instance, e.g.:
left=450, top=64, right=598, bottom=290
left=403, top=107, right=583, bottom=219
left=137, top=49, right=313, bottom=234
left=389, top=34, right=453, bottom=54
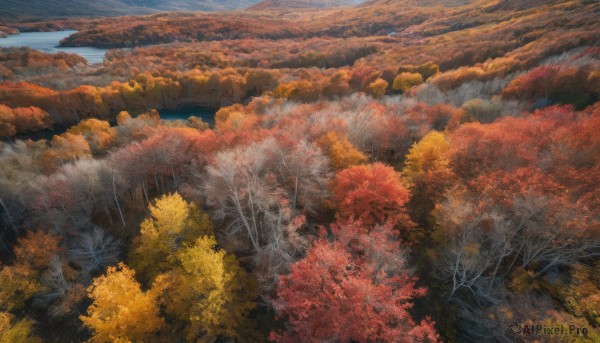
left=271, top=221, right=439, bottom=342
left=332, top=162, right=414, bottom=229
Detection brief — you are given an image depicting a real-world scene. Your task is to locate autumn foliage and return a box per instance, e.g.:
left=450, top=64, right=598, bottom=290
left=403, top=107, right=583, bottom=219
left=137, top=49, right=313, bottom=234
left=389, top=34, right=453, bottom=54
left=80, top=263, right=163, bottom=342
left=272, top=221, right=440, bottom=342
left=333, top=163, right=413, bottom=229
left=0, top=0, right=599, bottom=341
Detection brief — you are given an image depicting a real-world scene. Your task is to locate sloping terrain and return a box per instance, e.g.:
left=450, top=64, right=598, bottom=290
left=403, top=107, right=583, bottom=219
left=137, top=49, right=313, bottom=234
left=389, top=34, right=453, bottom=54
left=249, top=0, right=364, bottom=10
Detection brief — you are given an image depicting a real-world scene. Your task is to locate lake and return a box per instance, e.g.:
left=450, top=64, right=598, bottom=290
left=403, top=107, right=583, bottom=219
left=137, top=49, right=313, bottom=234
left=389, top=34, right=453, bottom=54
left=0, top=30, right=109, bottom=64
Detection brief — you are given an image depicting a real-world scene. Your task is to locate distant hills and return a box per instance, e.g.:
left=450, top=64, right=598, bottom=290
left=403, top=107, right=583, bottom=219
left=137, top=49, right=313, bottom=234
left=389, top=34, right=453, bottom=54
left=249, top=0, right=364, bottom=10
left=0, top=0, right=261, bottom=18
left=0, top=0, right=369, bottom=18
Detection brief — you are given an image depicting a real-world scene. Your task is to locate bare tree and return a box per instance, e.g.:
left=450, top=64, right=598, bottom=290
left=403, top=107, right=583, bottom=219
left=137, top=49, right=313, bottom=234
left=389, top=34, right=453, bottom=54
left=435, top=189, right=600, bottom=307
left=68, top=227, right=121, bottom=278
left=205, top=137, right=330, bottom=291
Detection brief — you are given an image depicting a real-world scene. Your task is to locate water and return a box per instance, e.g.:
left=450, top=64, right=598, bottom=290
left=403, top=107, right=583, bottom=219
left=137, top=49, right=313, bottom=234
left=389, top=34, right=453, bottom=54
left=0, top=30, right=109, bottom=64
left=160, top=107, right=216, bottom=127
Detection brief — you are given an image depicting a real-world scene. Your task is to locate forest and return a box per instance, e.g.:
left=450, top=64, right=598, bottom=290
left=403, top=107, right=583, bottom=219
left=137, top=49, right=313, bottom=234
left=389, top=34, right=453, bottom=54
left=0, top=0, right=599, bottom=342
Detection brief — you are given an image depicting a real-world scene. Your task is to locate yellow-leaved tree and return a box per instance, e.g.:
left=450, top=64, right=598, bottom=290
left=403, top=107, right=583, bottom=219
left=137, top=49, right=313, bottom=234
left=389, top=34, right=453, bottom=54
left=402, top=131, right=451, bottom=183
left=0, top=313, right=41, bottom=343
left=393, top=72, right=423, bottom=93
left=153, top=236, right=259, bottom=342
left=80, top=263, right=163, bottom=343
left=402, top=130, right=454, bottom=230
left=317, top=131, right=367, bottom=170
left=368, top=78, right=389, bottom=98
left=129, top=193, right=213, bottom=282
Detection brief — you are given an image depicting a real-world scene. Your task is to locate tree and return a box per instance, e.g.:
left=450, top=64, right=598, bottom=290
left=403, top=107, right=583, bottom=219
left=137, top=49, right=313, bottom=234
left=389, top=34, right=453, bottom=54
left=0, top=105, right=52, bottom=137
left=81, top=263, right=163, bottom=343
left=461, top=98, right=507, bottom=123
left=34, top=257, right=86, bottom=320
left=0, top=231, right=60, bottom=312
left=31, top=158, right=119, bottom=232
left=317, top=131, right=367, bottom=170
left=153, top=236, right=259, bottom=342
left=434, top=179, right=600, bottom=306
left=393, top=72, right=423, bottom=92
left=38, top=133, right=92, bottom=173
left=271, top=230, right=439, bottom=343
left=416, top=62, right=440, bottom=80
left=0, top=105, right=16, bottom=137
left=402, top=131, right=454, bottom=228
left=67, top=118, right=116, bottom=154
left=130, top=193, right=213, bottom=282
left=332, top=163, right=413, bottom=229
left=403, top=131, right=451, bottom=184
left=368, top=78, right=389, bottom=98
left=13, top=230, right=61, bottom=271
left=205, top=138, right=329, bottom=290
left=0, top=313, right=41, bottom=343
left=68, top=227, right=121, bottom=279
left=0, top=264, right=41, bottom=312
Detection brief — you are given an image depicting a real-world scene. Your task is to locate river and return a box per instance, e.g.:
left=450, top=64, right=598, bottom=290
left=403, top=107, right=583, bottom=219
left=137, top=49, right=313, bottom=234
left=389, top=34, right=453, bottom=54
left=0, top=30, right=108, bottom=64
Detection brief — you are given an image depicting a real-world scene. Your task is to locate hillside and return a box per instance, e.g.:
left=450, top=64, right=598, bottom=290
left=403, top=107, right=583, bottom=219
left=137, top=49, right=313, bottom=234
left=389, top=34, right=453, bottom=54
left=0, top=0, right=261, bottom=18
left=249, top=0, right=364, bottom=10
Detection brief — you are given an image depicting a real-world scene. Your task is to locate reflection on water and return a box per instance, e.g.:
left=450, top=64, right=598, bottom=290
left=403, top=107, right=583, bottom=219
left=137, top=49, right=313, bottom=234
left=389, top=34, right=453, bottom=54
left=0, top=30, right=109, bottom=64
left=160, top=107, right=216, bottom=127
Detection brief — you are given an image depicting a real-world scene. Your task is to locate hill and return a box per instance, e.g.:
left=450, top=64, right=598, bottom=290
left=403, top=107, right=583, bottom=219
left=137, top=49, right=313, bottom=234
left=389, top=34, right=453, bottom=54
left=249, top=0, right=364, bottom=10
left=0, top=0, right=261, bottom=18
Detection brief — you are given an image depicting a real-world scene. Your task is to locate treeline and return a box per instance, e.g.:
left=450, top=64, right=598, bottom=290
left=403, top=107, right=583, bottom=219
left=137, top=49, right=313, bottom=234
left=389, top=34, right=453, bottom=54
left=3, top=46, right=598, bottom=137
left=59, top=13, right=306, bottom=48
left=0, top=48, right=87, bottom=81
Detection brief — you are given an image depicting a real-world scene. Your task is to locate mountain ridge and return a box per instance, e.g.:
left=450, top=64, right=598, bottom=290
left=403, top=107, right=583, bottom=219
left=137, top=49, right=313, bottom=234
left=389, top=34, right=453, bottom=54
left=249, top=0, right=364, bottom=10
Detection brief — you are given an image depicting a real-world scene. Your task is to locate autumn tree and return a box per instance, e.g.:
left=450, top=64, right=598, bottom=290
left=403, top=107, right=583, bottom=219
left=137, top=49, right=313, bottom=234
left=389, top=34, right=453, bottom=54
left=393, top=72, right=424, bottom=93
left=0, top=313, right=41, bottom=343
left=0, top=105, right=53, bottom=137
left=332, top=163, right=413, bottom=229
left=81, top=263, right=163, bottom=343
left=271, top=222, right=439, bottom=343
left=461, top=98, right=506, bottom=123
left=0, top=105, right=16, bottom=137
left=317, top=131, right=367, bottom=170
left=416, top=62, right=440, bottom=80
left=434, top=175, right=600, bottom=308
left=0, top=264, right=41, bottom=312
left=402, top=131, right=454, bottom=228
left=130, top=193, right=213, bottom=282
left=398, top=62, right=440, bottom=80
left=38, top=133, right=92, bottom=174
left=153, top=235, right=259, bottom=341
left=0, top=231, right=60, bottom=312
left=368, top=78, right=389, bottom=98
left=67, top=118, right=116, bottom=154
left=13, top=230, right=61, bottom=271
